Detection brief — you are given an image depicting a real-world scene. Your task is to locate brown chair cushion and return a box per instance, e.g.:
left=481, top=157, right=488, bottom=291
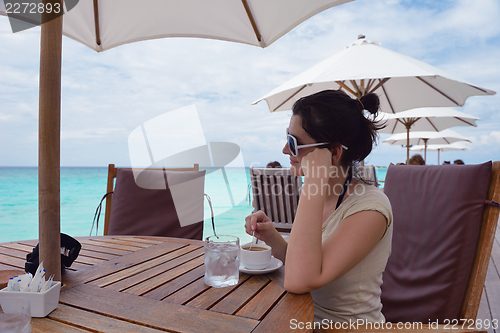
left=108, top=168, right=206, bottom=240
left=381, top=162, right=492, bottom=323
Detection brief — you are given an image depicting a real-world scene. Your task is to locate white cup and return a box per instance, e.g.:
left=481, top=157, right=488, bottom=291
left=240, top=243, right=272, bottom=270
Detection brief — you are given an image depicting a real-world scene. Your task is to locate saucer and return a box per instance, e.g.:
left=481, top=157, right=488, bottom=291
left=239, top=257, right=283, bottom=275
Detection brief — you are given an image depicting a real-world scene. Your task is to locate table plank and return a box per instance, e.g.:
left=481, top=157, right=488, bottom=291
left=60, top=284, right=259, bottom=333
left=32, top=317, right=93, bottom=332
left=74, top=242, right=131, bottom=256
left=78, top=239, right=145, bottom=252
left=46, top=303, right=164, bottom=332
left=123, top=255, right=204, bottom=296
left=210, top=275, right=270, bottom=315
left=252, top=292, right=314, bottom=333
left=77, top=249, right=119, bottom=261
left=186, top=274, right=252, bottom=309
left=63, top=241, right=187, bottom=287
left=145, top=265, right=206, bottom=301
left=236, top=280, right=286, bottom=320
left=163, top=276, right=211, bottom=305
left=90, top=245, right=202, bottom=289
left=113, top=237, right=165, bottom=246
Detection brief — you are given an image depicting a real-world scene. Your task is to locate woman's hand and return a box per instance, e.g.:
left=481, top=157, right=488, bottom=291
left=244, top=210, right=275, bottom=243
left=300, top=147, right=333, bottom=181
left=244, top=210, right=288, bottom=262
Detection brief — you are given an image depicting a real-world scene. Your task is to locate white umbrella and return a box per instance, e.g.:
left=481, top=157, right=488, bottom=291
left=1, top=0, right=353, bottom=51
left=410, top=142, right=470, bottom=165
left=378, top=107, right=479, bottom=161
left=383, top=129, right=471, bottom=163
left=0, top=0, right=354, bottom=280
left=383, top=128, right=471, bottom=145
left=252, top=35, right=495, bottom=113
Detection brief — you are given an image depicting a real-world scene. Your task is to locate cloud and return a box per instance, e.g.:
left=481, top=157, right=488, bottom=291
left=1, top=0, right=499, bottom=166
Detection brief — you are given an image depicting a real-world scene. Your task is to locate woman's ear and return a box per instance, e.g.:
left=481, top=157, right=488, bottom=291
left=330, top=145, right=343, bottom=165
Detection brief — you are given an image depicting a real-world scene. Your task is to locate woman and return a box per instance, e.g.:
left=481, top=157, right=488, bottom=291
left=244, top=89, right=393, bottom=323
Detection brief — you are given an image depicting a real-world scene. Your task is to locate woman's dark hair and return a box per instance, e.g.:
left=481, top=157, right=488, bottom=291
left=291, top=89, right=385, bottom=166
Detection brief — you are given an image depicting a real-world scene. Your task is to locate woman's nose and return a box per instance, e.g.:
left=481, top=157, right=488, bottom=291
left=282, top=141, right=291, bottom=155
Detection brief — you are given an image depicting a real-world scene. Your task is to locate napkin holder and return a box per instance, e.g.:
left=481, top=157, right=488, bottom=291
left=0, top=281, right=61, bottom=317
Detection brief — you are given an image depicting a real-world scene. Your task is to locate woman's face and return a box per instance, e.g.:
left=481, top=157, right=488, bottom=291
left=283, top=115, right=319, bottom=176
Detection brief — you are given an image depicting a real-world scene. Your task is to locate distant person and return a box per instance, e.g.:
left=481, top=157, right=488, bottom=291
left=443, top=161, right=451, bottom=165
left=251, top=161, right=284, bottom=207
left=453, top=159, right=464, bottom=165
left=266, top=161, right=282, bottom=168
left=408, top=154, right=425, bottom=165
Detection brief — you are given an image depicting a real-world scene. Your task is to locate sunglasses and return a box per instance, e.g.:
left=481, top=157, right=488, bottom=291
left=286, top=128, right=348, bottom=157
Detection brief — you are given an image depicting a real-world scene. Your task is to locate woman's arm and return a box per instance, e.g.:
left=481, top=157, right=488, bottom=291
left=284, top=149, right=387, bottom=294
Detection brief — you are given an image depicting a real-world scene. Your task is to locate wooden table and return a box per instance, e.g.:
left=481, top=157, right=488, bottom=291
left=0, top=236, right=314, bottom=332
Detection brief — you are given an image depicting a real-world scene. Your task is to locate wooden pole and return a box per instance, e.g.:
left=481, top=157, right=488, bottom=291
left=38, top=1, right=64, bottom=282
left=423, top=138, right=429, bottom=164
left=406, top=124, right=411, bottom=164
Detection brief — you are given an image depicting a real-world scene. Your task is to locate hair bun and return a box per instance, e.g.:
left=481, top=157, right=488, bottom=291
left=359, top=93, right=380, bottom=116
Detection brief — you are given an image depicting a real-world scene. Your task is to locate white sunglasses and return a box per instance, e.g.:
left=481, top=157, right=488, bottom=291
left=286, top=128, right=348, bottom=157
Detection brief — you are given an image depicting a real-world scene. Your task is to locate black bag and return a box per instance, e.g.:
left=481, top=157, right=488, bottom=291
left=25, top=233, right=81, bottom=275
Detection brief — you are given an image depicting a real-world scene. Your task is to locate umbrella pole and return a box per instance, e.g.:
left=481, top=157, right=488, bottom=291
left=438, top=150, right=440, bottom=165
left=423, top=138, right=428, bottom=164
left=38, top=3, right=63, bottom=282
left=406, top=124, right=410, bottom=164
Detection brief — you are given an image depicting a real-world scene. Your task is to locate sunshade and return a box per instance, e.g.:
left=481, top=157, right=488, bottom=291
left=410, top=142, right=470, bottom=165
left=1, top=0, right=354, bottom=51
left=378, top=107, right=479, bottom=161
left=0, top=0, right=354, bottom=280
left=383, top=129, right=471, bottom=163
left=383, top=129, right=471, bottom=146
left=252, top=36, right=495, bottom=113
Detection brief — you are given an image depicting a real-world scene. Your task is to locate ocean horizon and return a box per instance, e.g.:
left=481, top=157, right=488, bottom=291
left=0, top=166, right=387, bottom=244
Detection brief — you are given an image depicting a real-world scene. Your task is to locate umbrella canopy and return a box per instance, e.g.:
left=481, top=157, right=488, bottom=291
left=378, top=107, right=479, bottom=161
left=379, top=107, right=480, bottom=134
left=2, top=0, right=354, bottom=51
left=383, top=128, right=471, bottom=163
left=0, top=0, right=354, bottom=281
left=410, top=142, right=470, bottom=165
left=383, top=128, right=471, bottom=146
left=252, top=35, right=495, bottom=113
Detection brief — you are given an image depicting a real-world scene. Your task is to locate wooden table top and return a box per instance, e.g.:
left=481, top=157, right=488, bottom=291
left=0, top=236, right=314, bottom=333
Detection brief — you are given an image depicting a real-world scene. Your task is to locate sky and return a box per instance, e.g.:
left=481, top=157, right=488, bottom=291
left=1, top=0, right=499, bottom=168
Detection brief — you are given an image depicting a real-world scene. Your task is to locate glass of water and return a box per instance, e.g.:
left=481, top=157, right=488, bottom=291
left=0, top=296, right=31, bottom=333
left=204, top=235, right=240, bottom=288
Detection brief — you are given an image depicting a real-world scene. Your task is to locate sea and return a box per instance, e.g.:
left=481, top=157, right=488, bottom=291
left=0, top=167, right=387, bottom=244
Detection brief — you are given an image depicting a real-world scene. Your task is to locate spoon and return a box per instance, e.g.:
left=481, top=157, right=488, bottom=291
left=249, top=230, right=255, bottom=250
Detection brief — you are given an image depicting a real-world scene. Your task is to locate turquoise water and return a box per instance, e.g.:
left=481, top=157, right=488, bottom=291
left=0, top=167, right=387, bottom=244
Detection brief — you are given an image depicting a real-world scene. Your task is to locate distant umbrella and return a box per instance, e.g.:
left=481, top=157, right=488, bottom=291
left=253, top=35, right=495, bottom=113
left=383, top=129, right=471, bottom=162
left=378, top=108, right=479, bottom=161
left=410, top=142, right=470, bottom=165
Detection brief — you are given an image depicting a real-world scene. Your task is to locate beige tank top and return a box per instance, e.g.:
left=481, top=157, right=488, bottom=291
left=311, top=183, right=393, bottom=323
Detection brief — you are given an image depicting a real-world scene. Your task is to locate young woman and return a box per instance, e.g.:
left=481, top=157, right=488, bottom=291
left=245, top=89, right=393, bottom=323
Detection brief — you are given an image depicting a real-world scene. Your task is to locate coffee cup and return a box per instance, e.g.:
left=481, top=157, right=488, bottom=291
left=240, top=243, right=272, bottom=270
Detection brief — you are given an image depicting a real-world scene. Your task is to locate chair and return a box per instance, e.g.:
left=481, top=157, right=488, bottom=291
left=319, top=161, right=500, bottom=332
left=103, top=164, right=206, bottom=240
left=356, top=164, right=379, bottom=187
left=250, top=167, right=302, bottom=232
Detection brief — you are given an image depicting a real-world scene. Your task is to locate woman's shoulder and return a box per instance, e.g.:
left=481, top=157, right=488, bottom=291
left=346, top=182, right=392, bottom=221
left=352, top=182, right=390, bottom=204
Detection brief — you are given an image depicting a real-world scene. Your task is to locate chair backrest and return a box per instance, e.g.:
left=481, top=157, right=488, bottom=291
left=381, top=161, right=500, bottom=323
left=356, top=165, right=378, bottom=187
left=103, top=164, right=205, bottom=240
left=250, top=167, right=302, bottom=232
